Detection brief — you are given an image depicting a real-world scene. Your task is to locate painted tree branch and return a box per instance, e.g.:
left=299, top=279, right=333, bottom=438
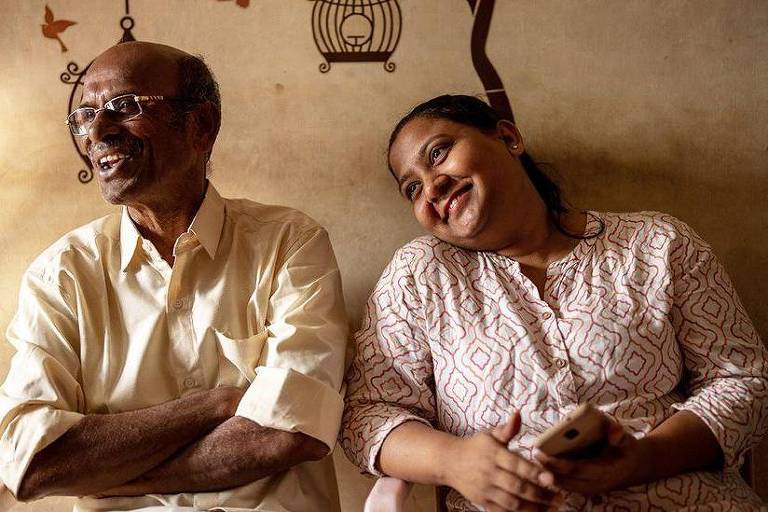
left=467, top=0, right=514, bottom=121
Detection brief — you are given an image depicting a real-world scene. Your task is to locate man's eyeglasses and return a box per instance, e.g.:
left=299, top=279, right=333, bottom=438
left=65, top=94, right=194, bottom=136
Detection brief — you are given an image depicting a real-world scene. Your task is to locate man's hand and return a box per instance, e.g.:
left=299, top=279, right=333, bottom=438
left=534, top=417, right=649, bottom=496
left=443, top=412, right=562, bottom=512
left=209, top=385, right=246, bottom=419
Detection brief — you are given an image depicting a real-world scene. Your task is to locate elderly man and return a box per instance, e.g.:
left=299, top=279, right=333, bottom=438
left=0, top=41, right=348, bottom=511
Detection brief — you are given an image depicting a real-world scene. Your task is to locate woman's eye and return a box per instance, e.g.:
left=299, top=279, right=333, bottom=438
left=429, top=146, right=443, bottom=164
left=429, top=144, right=449, bottom=165
left=405, top=182, right=421, bottom=201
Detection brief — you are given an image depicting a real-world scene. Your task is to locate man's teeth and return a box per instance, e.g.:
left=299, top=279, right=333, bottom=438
left=98, top=153, right=130, bottom=169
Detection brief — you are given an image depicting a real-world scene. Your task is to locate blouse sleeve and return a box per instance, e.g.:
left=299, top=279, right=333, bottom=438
left=340, top=247, right=437, bottom=476
left=667, top=217, right=768, bottom=469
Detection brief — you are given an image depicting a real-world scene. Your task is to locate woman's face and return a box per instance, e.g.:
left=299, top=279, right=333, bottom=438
left=388, top=116, right=546, bottom=252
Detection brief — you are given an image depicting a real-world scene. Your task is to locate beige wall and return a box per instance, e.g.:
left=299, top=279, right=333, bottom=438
left=1, top=1, right=766, bottom=510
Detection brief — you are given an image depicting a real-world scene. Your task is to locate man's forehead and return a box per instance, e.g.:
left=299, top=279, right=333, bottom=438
left=81, top=42, right=184, bottom=102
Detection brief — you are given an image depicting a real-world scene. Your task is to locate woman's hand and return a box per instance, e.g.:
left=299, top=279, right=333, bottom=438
left=533, top=417, right=652, bottom=496
left=443, top=412, right=562, bottom=512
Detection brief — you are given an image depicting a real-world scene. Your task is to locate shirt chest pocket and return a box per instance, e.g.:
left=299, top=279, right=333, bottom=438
left=213, top=329, right=268, bottom=387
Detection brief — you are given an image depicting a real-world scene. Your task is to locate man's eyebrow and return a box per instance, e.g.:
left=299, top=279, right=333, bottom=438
left=77, top=90, right=135, bottom=109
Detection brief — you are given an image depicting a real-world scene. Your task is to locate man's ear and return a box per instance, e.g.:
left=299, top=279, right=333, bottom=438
left=496, top=119, right=524, bottom=156
left=191, top=101, right=221, bottom=155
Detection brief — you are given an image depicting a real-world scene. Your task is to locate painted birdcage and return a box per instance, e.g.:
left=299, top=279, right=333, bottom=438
left=310, top=0, right=402, bottom=72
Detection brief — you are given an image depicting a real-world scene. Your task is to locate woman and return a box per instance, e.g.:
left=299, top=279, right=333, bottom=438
left=340, top=95, right=768, bottom=511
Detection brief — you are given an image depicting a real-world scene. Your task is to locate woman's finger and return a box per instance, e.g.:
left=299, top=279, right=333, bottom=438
left=491, top=411, right=521, bottom=444
left=495, top=449, right=555, bottom=486
left=487, top=486, right=554, bottom=512
left=533, top=450, right=577, bottom=476
left=492, top=471, right=559, bottom=505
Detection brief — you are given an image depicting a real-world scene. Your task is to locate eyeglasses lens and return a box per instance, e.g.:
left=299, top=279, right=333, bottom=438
left=68, top=96, right=142, bottom=135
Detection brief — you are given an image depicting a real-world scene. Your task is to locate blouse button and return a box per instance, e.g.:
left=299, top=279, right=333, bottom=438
left=554, top=358, right=567, bottom=369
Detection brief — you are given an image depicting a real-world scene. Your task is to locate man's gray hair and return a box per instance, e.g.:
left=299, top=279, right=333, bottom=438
left=177, top=54, right=221, bottom=170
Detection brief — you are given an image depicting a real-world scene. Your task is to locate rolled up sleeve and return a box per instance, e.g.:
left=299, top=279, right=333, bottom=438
left=668, top=220, right=768, bottom=469
left=235, top=227, right=348, bottom=450
left=0, top=270, right=84, bottom=496
left=340, top=248, right=436, bottom=477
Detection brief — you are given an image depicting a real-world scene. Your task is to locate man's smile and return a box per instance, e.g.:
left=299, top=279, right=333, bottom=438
left=90, top=139, right=143, bottom=175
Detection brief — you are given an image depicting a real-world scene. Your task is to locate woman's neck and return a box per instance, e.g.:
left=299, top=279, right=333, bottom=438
left=497, top=210, right=587, bottom=270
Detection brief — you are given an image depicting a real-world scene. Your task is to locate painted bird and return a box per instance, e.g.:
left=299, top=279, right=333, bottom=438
left=217, top=0, right=250, bottom=7
left=41, top=5, right=76, bottom=52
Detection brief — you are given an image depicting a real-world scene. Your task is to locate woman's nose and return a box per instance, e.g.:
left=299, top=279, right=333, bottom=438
left=424, top=174, right=451, bottom=204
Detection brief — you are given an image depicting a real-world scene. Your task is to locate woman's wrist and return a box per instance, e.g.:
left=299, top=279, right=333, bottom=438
left=435, top=434, right=462, bottom=488
left=632, top=435, right=663, bottom=486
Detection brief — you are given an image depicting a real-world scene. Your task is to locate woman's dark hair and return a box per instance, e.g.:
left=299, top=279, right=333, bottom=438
left=388, top=94, right=602, bottom=240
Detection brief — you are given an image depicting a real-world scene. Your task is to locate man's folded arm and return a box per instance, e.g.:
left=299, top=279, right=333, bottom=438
left=17, top=386, right=243, bottom=501
left=96, top=416, right=328, bottom=496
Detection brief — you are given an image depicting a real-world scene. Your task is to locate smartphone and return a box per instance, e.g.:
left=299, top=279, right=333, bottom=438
left=534, top=403, right=608, bottom=457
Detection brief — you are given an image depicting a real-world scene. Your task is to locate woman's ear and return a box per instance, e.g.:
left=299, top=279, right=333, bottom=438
left=496, top=120, right=524, bottom=156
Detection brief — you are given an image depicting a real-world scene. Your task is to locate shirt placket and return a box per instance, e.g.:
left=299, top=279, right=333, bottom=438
left=541, top=264, right=579, bottom=409
left=165, top=234, right=205, bottom=395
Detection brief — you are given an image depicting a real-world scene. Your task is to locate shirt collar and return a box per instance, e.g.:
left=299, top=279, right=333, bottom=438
left=118, top=182, right=225, bottom=271
left=119, top=207, right=142, bottom=272
left=189, top=182, right=225, bottom=260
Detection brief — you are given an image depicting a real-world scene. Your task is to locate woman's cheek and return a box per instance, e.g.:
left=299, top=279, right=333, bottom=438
left=415, top=199, right=441, bottom=227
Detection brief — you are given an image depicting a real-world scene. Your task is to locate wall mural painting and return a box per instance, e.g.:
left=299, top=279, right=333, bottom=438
left=46, top=0, right=512, bottom=183
left=466, top=0, right=514, bottom=121
left=216, top=0, right=251, bottom=8
left=42, top=5, right=77, bottom=52
left=310, top=0, right=402, bottom=73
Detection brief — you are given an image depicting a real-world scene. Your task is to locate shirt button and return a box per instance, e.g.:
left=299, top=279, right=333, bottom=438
left=173, top=299, right=183, bottom=310
left=554, top=358, right=567, bottom=369
left=183, top=377, right=197, bottom=389
left=542, top=311, right=553, bottom=320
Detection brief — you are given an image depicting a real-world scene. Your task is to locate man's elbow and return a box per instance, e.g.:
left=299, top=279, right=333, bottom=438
left=298, top=434, right=331, bottom=462
left=16, top=469, right=51, bottom=502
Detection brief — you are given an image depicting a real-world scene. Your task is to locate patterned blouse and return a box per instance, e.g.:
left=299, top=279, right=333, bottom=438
left=341, top=211, right=768, bottom=511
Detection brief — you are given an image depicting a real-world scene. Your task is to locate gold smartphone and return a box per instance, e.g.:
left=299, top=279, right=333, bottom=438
left=534, top=403, right=608, bottom=457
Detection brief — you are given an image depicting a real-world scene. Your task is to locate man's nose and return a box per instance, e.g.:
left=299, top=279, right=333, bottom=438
left=424, top=174, right=451, bottom=204
left=87, top=109, right=122, bottom=144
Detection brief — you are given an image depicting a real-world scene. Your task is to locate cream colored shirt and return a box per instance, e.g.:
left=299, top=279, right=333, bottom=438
left=0, top=184, right=349, bottom=511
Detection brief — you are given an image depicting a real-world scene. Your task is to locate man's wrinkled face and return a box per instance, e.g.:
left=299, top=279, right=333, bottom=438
left=78, top=44, right=198, bottom=206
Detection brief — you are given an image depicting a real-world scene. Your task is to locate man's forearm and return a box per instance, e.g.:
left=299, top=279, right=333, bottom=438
left=18, top=387, right=242, bottom=501
left=98, top=416, right=329, bottom=496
